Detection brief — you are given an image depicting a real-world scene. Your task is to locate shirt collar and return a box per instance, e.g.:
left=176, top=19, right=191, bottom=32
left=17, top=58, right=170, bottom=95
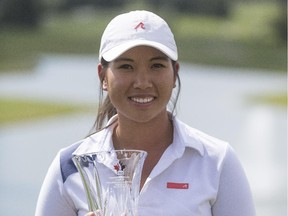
left=73, top=115, right=204, bottom=157
left=72, top=116, right=118, bottom=156
left=173, top=117, right=205, bottom=157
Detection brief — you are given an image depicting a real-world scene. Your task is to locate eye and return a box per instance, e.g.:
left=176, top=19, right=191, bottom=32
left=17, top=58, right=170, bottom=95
left=152, top=63, right=165, bottom=69
left=118, top=64, right=133, bottom=70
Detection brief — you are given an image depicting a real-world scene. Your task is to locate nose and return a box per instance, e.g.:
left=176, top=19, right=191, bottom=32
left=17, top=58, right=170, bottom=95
left=133, top=69, right=152, bottom=89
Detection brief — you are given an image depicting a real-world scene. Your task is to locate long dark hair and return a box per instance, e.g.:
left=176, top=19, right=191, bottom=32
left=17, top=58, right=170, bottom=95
left=89, top=58, right=181, bottom=134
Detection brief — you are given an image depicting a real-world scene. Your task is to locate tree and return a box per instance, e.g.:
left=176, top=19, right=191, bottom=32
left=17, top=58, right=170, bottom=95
left=0, top=0, right=41, bottom=28
left=147, top=0, right=229, bottom=17
left=274, top=0, right=287, bottom=44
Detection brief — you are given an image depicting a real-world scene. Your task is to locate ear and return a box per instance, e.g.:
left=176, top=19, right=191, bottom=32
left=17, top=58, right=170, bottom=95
left=102, top=79, right=108, bottom=91
left=98, top=63, right=108, bottom=91
left=173, top=62, right=180, bottom=87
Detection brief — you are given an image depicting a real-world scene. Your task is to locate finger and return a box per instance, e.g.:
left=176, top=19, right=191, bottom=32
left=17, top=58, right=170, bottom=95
left=95, top=210, right=102, bottom=216
left=85, top=212, right=96, bottom=216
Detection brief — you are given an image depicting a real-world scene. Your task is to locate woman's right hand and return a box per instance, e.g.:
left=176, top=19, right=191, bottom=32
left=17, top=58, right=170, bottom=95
left=85, top=212, right=96, bottom=216
left=85, top=211, right=102, bottom=216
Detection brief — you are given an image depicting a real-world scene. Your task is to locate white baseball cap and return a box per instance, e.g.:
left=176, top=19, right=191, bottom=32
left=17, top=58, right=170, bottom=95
left=99, top=10, right=178, bottom=62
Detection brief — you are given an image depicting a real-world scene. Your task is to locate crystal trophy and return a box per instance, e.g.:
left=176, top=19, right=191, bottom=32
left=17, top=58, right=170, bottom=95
left=73, top=150, right=147, bottom=216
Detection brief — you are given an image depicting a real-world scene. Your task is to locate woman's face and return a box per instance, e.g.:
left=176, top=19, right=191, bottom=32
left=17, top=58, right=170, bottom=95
left=99, top=46, right=179, bottom=123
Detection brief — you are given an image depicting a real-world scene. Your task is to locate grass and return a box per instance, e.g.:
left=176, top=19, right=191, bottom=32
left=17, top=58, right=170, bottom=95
left=249, top=93, right=287, bottom=107
left=0, top=2, right=286, bottom=72
left=165, top=2, right=286, bottom=71
left=0, top=98, right=93, bottom=125
left=1, top=93, right=285, bottom=126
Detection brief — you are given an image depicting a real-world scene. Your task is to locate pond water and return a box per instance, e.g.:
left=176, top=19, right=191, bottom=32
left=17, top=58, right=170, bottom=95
left=0, top=55, right=286, bottom=215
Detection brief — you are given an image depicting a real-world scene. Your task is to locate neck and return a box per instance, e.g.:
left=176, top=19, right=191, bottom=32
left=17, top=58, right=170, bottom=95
left=113, top=112, right=173, bottom=152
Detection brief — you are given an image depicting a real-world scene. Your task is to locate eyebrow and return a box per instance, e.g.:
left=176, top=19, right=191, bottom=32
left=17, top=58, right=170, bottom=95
left=114, top=57, right=134, bottom=63
left=114, top=56, right=169, bottom=63
left=150, top=56, right=170, bottom=62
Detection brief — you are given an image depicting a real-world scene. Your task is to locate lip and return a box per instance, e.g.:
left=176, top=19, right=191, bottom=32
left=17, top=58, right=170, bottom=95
left=128, top=95, right=156, bottom=105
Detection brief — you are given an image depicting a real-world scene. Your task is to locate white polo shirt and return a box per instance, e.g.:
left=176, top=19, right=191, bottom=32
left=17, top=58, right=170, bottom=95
left=35, top=115, right=255, bottom=216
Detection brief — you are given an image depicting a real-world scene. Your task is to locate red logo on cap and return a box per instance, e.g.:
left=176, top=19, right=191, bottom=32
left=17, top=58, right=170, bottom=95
left=134, top=22, right=145, bottom=30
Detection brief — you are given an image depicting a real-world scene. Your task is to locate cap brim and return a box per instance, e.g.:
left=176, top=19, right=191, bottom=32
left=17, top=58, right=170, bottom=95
left=101, top=40, right=178, bottom=62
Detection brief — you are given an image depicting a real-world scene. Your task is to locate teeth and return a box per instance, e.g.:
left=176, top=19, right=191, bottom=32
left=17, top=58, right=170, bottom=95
left=131, top=97, right=154, bottom=104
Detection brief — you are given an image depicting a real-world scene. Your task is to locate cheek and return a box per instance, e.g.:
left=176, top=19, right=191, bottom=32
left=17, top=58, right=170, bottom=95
left=106, top=76, right=128, bottom=95
left=157, top=78, right=175, bottom=100
left=159, top=73, right=175, bottom=89
left=105, top=71, right=118, bottom=89
left=107, top=76, right=124, bottom=87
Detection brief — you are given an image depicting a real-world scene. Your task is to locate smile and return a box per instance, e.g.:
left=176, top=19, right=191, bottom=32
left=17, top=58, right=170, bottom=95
left=130, top=97, right=155, bottom=104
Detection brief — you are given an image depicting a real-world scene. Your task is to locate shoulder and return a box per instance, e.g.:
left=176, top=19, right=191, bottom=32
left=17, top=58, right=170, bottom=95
left=174, top=117, right=229, bottom=160
left=59, top=128, right=111, bottom=183
left=59, top=140, right=84, bottom=183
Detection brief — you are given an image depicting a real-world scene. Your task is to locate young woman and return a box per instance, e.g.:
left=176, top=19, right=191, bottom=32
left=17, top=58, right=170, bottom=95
left=35, top=10, right=255, bottom=216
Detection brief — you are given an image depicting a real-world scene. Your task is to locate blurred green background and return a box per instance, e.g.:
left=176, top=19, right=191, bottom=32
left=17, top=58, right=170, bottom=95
left=0, top=0, right=286, bottom=72
left=0, top=2, right=286, bottom=216
left=0, top=0, right=286, bottom=122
